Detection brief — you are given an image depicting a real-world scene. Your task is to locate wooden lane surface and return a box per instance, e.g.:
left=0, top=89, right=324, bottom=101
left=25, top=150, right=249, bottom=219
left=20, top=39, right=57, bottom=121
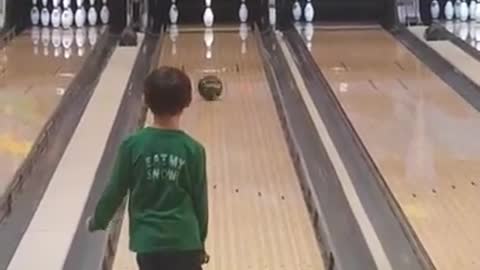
left=113, top=29, right=324, bottom=270
left=309, top=28, right=480, bottom=270
left=0, top=29, right=92, bottom=198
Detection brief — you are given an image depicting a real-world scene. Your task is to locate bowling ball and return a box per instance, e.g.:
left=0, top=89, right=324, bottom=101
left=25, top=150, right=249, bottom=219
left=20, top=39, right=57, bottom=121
left=120, top=27, right=137, bottom=47
left=198, top=75, right=223, bottom=101
left=424, top=23, right=448, bottom=41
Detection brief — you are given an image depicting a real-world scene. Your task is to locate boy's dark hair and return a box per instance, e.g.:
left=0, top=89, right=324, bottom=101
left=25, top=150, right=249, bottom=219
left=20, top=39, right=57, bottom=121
left=144, top=67, right=192, bottom=116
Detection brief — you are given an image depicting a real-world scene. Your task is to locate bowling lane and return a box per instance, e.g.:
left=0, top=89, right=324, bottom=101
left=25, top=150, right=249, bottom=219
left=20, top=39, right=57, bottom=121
left=0, top=27, right=95, bottom=199
left=308, top=28, right=480, bottom=270
left=113, top=27, right=324, bottom=270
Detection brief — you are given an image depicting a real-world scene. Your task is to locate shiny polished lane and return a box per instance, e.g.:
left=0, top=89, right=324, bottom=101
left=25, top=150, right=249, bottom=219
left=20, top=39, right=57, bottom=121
left=310, top=28, right=480, bottom=270
left=0, top=28, right=93, bottom=198
left=113, top=27, right=325, bottom=270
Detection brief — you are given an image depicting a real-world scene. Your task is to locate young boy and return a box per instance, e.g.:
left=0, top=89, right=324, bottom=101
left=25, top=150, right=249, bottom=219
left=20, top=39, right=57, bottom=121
left=87, top=66, right=209, bottom=270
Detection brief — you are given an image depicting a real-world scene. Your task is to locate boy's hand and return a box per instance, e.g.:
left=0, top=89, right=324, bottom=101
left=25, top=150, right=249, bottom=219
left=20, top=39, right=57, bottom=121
left=85, top=216, right=95, bottom=232
left=200, top=251, right=210, bottom=265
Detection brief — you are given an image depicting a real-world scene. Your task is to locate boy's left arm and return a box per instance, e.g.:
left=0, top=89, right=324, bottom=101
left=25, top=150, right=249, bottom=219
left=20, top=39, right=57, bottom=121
left=88, top=140, right=131, bottom=231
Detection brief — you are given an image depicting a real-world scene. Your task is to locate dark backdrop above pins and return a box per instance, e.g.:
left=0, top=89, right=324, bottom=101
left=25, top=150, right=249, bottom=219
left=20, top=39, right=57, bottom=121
left=9, top=0, right=29, bottom=32
left=276, top=0, right=396, bottom=27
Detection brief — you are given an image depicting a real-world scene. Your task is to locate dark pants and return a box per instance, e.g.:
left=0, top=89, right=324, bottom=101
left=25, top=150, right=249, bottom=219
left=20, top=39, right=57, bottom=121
left=137, top=251, right=203, bottom=270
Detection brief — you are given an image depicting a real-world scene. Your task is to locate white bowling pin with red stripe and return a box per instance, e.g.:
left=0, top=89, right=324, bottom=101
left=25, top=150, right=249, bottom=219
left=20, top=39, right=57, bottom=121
left=51, top=7, right=62, bottom=28
left=31, top=6, right=40, bottom=25
left=445, top=0, right=454, bottom=20
left=100, top=0, right=109, bottom=24
left=203, top=0, right=214, bottom=27
left=304, top=0, right=314, bottom=22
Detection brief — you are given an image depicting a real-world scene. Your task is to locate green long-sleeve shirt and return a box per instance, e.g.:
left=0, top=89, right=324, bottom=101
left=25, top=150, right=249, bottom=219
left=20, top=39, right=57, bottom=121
left=90, top=127, right=208, bottom=253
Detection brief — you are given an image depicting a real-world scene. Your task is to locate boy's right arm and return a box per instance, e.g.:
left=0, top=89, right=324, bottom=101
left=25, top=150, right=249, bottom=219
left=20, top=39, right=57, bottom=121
left=192, top=146, right=209, bottom=245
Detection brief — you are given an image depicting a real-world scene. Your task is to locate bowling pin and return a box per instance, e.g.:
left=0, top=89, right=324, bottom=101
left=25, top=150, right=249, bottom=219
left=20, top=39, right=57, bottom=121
left=476, top=2, right=480, bottom=21
left=239, top=0, right=248, bottom=23
left=53, top=0, right=60, bottom=8
left=75, top=6, right=87, bottom=27
left=203, top=28, right=214, bottom=59
left=88, top=6, right=98, bottom=25
left=203, top=0, right=214, bottom=27
left=141, top=1, right=148, bottom=31
left=239, top=23, right=248, bottom=54
left=40, top=7, right=50, bottom=26
left=455, top=0, right=462, bottom=19
left=460, top=0, right=469, bottom=21
left=31, top=6, right=40, bottom=25
left=304, top=22, right=314, bottom=51
left=51, top=7, right=62, bottom=28
left=169, top=0, right=179, bottom=24
left=42, top=0, right=47, bottom=6
left=63, top=0, right=71, bottom=9
left=100, top=2, right=109, bottom=24
left=470, top=0, right=477, bottom=20
left=292, top=0, right=302, bottom=21
left=445, top=0, right=454, bottom=20
left=269, top=5, right=276, bottom=26
left=33, top=0, right=38, bottom=5
left=430, top=0, right=440, bottom=20
left=88, top=27, right=98, bottom=46
left=62, top=7, right=74, bottom=28
left=304, top=0, right=314, bottom=22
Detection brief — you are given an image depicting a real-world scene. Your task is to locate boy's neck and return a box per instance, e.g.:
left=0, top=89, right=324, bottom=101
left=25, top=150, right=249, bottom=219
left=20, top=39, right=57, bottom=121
left=152, top=115, right=181, bottom=130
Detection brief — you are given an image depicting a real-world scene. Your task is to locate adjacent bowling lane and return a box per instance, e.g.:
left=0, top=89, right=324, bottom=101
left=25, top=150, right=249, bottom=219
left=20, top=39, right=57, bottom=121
left=113, top=26, right=324, bottom=270
left=0, top=27, right=96, bottom=199
left=307, top=28, right=480, bottom=270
